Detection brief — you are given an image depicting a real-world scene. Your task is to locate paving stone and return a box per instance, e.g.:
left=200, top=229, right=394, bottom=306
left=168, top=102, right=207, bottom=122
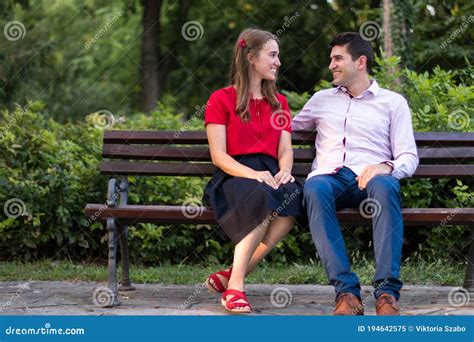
left=0, top=281, right=472, bottom=316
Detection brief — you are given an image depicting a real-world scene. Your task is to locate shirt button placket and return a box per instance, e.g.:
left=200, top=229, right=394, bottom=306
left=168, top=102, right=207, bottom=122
left=257, top=100, right=263, bottom=138
left=342, top=97, right=353, bottom=165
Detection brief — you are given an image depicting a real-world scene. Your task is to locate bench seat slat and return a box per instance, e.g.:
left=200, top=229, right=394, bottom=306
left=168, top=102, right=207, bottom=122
left=84, top=204, right=474, bottom=225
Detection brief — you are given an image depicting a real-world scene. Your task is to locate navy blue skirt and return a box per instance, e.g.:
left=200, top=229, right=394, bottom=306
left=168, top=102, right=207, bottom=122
left=203, top=154, right=305, bottom=244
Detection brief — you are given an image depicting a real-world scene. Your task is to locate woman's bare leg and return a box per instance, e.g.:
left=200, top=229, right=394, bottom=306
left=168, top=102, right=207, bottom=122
left=210, top=216, right=294, bottom=292
left=246, top=216, right=294, bottom=274
left=225, top=221, right=268, bottom=311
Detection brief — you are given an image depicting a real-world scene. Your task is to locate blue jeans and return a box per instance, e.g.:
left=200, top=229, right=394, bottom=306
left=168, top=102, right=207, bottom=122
left=303, top=167, right=403, bottom=300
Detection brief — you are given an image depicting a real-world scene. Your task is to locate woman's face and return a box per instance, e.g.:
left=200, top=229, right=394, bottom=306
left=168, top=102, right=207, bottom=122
left=250, top=39, right=281, bottom=82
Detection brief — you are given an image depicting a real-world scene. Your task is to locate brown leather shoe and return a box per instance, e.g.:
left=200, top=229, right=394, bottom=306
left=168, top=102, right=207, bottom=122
left=334, top=293, right=364, bottom=315
left=375, top=293, right=400, bottom=315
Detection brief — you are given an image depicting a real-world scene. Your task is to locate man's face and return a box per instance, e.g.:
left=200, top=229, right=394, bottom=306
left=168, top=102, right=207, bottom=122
left=328, top=44, right=360, bottom=87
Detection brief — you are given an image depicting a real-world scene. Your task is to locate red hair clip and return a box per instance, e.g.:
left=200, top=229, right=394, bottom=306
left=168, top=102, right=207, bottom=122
left=239, top=38, right=246, bottom=48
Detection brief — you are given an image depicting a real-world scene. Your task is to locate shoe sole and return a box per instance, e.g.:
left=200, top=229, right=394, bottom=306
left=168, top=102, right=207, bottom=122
left=206, top=278, right=223, bottom=293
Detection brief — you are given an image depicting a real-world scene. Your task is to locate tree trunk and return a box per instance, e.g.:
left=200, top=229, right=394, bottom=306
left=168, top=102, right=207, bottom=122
left=139, top=0, right=191, bottom=113
left=383, top=0, right=400, bottom=83
left=139, top=0, right=162, bottom=113
left=383, top=0, right=393, bottom=57
left=154, top=0, right=191, bottom=100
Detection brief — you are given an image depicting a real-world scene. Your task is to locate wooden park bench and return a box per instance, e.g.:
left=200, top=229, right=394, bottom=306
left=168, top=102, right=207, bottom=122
left=84, top=130, right=474, bottom=305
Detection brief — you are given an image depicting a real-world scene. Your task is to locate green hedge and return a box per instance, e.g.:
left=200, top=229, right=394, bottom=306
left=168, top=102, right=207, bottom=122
left=0, top=57, right=472, bottom=265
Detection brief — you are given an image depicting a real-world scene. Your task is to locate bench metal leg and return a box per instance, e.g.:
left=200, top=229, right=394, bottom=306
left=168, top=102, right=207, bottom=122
left=117, top=177, right=135, bottom=291
left=104, top=178, right=120, bottom=306
left=118, top=221, right=135, bottom=291
left=106, top=218, right=120, bottom=306
left=463, top=227, right=474, bottom=291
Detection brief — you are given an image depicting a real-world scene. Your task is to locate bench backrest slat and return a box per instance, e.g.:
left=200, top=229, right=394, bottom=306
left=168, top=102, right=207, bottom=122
left=102, top=145, right=474, bottom=162
left=104, top=130, right=474, bottom=147
left=100, top=130, right=474, bottom=178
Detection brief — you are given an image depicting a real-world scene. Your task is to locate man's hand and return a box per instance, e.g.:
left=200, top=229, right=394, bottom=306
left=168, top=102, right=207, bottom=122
left=356, top=163, right=393, bottom=190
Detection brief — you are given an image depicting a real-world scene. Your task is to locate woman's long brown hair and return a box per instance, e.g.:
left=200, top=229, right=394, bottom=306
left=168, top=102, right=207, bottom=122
left=229, top=28, right=281, bottom=122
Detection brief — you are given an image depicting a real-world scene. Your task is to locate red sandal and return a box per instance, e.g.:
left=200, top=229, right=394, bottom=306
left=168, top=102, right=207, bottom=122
left=206, top=267, right=232, bottom=293
left=221, top=289, right=252, bottom=313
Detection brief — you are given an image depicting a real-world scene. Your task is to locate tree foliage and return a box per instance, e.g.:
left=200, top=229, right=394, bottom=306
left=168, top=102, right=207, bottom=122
left=1, top=0, right=472, bottom=120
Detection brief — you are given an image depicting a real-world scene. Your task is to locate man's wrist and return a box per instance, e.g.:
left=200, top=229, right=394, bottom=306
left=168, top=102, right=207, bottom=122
left=381, top=161, right=394, bottom=173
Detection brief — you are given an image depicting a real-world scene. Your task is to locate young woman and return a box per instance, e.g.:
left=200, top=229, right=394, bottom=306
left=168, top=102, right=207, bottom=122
left=203, top=28, right=304, bottom=313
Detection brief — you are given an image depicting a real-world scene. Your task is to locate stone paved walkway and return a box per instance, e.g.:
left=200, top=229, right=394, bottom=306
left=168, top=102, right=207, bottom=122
left=0, top=281, right=473, bottom=315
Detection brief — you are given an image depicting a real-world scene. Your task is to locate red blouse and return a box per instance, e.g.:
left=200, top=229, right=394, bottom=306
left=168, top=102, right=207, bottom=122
left=204, top=86, right=292, bottom=159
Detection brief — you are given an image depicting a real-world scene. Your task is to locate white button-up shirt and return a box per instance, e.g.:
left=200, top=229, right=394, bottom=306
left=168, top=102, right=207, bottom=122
left=292, top=80, right=419, bottom=180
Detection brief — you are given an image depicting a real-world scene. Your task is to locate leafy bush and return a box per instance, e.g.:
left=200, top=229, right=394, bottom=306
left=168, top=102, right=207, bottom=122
left=374, top=55, right=473, bottom=261
left=0, top=101, right=104, bottom=260
left=0, top=57, right=472, bottom=266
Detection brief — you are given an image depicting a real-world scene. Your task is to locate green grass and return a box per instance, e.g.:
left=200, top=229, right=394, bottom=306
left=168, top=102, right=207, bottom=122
left=0, top=257, right=465, bottom=286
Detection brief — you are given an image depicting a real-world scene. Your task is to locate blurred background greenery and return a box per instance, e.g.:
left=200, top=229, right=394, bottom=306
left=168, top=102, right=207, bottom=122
left=1, top=0, right=473, bottom=119
left=0, top=0, right=473, bottom=268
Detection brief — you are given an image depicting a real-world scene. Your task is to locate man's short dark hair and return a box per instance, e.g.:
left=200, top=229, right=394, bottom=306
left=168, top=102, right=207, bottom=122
left=329, top=32, right=374, bottom=74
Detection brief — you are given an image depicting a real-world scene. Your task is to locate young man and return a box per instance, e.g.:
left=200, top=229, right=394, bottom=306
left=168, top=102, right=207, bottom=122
left=292, top=32, right=419, bottom=315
